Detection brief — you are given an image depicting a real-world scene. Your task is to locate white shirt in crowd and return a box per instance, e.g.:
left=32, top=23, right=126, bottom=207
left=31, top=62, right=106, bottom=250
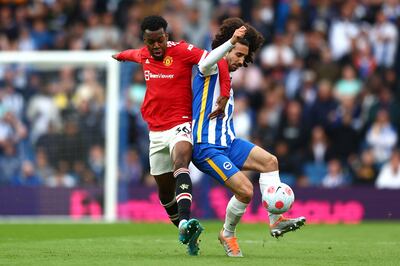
left=369, top=21, right=398, bottom=67
left=329, top=19, right=359, bottom=60
left=260, top=44, right=295, bottom=67
left=375, top=163, right=400, bottom=189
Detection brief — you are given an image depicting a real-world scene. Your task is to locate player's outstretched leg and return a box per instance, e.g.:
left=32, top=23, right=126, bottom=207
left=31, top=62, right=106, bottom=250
left=178, top=218, right=204, bottom=255
left=259, top=171, right=306, bottom=238
left=270, top=215, right=306, bottom=238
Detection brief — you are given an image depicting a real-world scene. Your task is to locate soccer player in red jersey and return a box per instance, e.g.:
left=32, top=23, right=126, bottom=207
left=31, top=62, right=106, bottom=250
left=112, top=15, right=245, bottom=255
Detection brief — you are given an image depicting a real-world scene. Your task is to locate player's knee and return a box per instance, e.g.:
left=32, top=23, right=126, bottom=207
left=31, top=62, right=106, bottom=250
left=262, top=154, right=278, bottom=172
left=173, top=151, right=191, bottom=170
left=172, top=143, right=192, bottom=170
left=173, top=158, right=190, bottom=170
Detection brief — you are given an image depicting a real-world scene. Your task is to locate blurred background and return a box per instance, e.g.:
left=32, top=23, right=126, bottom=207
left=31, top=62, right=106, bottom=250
left=0, top=0, right=399, bottom=223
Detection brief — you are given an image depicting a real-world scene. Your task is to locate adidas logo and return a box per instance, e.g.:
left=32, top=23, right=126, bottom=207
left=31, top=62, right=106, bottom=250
left=145, top=59, right=150, bottom=64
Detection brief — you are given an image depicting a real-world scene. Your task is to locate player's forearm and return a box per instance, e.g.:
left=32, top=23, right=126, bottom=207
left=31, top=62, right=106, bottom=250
left=198, top=40, right=234, bottom=73
left=112, top=49, right=141, bottom=63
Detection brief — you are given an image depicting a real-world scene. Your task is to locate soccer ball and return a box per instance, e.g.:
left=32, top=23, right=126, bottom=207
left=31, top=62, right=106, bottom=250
left=262, top=182, right=295, bottom=214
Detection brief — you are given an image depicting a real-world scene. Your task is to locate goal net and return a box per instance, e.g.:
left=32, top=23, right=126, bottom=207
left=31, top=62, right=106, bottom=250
left=0, top=51, right=119, bottom=222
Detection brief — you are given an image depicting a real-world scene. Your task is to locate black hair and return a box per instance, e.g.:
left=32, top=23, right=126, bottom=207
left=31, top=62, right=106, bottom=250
left=212, top=17, right=265, bottom=67
left=141, top=15, right=168, bottom=32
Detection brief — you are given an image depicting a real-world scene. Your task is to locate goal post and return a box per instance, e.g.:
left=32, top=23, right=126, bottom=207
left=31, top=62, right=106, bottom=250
left=0, top=51, right=120, bottom=222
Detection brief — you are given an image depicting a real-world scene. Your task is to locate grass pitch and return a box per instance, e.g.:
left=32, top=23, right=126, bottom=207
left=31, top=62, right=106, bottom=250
left=0, top=221, right=399, bottom=266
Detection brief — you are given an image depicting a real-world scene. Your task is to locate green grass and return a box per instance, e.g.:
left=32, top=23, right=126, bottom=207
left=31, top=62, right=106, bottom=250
left=0, top=221, right=399, bottom=266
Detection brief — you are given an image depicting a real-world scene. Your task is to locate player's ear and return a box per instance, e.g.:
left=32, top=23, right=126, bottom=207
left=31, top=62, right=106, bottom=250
left=165, top=32, right=169, bottom=41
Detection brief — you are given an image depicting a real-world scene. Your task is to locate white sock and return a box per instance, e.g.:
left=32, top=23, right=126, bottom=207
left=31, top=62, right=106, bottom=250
left=223, top=196, right=248, bottom=237
left=260, top=171, right=282, bottom=225
left=179, top=219, right=187, bottom=230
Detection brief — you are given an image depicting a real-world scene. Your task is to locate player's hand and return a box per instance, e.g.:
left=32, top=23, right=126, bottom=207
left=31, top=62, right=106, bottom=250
left=111, top=54, right=120, bottom=61
left=208, top=96, right=229, bottom=119
left=230, top=26, right=247, bottom=45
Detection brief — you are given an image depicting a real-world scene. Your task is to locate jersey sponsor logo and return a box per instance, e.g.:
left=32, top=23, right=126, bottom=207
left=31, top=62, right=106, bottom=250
left=144, top=70, right=174, bottom=81
left=163, top=56, right=173, bottom=66
left=223, top=162, right=232, bottom=170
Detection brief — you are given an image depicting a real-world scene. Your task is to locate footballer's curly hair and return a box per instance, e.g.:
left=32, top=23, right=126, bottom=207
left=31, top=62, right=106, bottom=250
left=141, top=15, right=168, bottom=33
left=212, top=18, right=265, bottom=67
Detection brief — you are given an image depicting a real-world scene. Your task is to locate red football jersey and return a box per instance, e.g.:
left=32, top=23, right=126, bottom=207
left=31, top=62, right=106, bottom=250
left=116, top=41, right=206, bottom=131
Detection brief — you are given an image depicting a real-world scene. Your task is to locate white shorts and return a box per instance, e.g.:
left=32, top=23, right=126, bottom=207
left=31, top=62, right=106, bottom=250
left=149, top=122, right=192, bottom=176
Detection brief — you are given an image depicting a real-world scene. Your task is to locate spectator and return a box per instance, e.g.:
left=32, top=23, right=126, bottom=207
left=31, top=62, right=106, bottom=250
left=0, top=143, right=21, bottom=185
left=0, top=112, right=27, bottom=149
left=11, top=160, right=42, bottom=186
left=285, top=57, right=304, bottom=100
left=260, top=33, right=295, bottom=78
left=34, top=149, right=55, bottom=182
left=253, top=87, right=284, bottom=150
left=57, top=119, right=87, bottom=173
left=365, top=108, right=398, bottom=165
left=330, top=111, right=360, bottom=161
left=233, top=93, right=252, bottom=140
left=375, top=149, right=400, bottom=189
left=305, top=125, right=334, bottom=164
left=277, top=100, right=308, bottom=157
left=322, top=159, right=348, bottom=188
left=369, top=10, right=398, bottom=68
left=45, top=162, right=76, bottom=188
left=314, top=47, right=341, bottom=83
left=350, top=148, right=378, bottom=186
left=120, top=148, right=143, bottom=186
left=84, top=12, right=121, bottom=50
left=88, top=145, right=105, bottom=181
left=74, top=67, right=105, bottom=112
left=26, top=82, right=62, bottom=144
left=334, top=65, right=362, bottom=102
left=329, top=3, right=359, bottom=61
left=310, top=79, right=338, bottom=129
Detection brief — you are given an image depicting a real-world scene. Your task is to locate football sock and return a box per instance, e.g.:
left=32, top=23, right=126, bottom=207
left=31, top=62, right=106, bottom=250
left=223, top=196, right=248, bottom=238
left=174, top=168, right=192, bottom=222
left=260, top=171, right=282, bottom=225
left=160, top=198, right=179, bottom=227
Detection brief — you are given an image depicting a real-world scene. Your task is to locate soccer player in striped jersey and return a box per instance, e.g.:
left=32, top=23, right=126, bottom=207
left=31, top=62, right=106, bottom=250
left=192, top=18, right=306, bottom=257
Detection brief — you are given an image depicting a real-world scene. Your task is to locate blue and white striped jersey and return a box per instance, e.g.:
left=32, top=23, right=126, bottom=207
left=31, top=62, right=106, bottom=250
left=192, top=59, right=236, bottom=148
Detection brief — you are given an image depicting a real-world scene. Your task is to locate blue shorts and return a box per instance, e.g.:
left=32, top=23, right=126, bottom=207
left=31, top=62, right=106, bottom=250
left=192, top=138, right=255, bottom=184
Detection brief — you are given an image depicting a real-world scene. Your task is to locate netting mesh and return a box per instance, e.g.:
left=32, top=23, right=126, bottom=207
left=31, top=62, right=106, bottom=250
left=0, top=63, right=107, bottom=215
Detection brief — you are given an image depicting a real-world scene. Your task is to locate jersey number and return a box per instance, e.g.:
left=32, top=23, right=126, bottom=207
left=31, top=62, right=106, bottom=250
left=176, top=126, right=191, bottom=134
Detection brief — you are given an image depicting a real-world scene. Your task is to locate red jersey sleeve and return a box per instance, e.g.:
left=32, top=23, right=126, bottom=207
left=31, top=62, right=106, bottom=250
left=217, top=59, right=231, bottom=97
left=176, top=41, right=206, bottom=65
left=115, top=48, right=143, bottom=63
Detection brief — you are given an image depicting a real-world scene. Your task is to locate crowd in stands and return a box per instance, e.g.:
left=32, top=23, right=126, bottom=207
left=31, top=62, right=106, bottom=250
left=0, top=0, right=399, bottom=190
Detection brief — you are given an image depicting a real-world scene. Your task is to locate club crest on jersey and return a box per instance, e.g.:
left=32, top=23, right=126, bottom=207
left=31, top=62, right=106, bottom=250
left=223, top=162, right=232, bottom=170
left=163, top=56, right=173, bottom=66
